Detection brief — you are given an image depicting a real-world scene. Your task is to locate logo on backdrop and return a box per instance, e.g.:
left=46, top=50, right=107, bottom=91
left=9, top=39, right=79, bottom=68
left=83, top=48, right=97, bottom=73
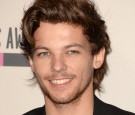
left=0, top=27, right=29, bottom=67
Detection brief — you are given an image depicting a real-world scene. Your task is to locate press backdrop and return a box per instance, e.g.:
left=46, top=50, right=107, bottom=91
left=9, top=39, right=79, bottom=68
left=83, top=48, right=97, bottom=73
left=0, top=0, right=135, bottom=114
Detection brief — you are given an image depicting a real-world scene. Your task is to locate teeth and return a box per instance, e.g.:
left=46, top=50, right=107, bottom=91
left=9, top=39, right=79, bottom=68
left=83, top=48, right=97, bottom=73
left=51, top=79, right=70, bottom=85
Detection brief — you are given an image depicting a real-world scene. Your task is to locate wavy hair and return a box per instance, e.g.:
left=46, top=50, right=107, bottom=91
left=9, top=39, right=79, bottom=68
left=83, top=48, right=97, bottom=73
left=20, top=0, right=111, bottom=91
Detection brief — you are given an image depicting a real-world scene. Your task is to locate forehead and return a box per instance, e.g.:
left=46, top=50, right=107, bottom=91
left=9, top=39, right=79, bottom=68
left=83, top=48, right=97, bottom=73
left=34, top=22, right=84, bottom=36
left=33, top=22, right=90, bottom=48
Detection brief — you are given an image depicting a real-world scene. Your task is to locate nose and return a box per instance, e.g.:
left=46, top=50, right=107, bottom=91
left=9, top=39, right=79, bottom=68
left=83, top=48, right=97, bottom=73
left=51, top=55, right=67, bottom=73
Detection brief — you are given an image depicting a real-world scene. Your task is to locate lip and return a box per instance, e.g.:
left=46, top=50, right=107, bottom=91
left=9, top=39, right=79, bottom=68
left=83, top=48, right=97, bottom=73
left=49, top=78, right=73, bottom=88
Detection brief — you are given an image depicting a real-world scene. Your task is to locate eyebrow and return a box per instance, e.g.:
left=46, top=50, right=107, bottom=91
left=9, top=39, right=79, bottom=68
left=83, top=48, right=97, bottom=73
left=34, top=46, right=49, bottom=51
left=64, top=43, right=84, bottom=49
left=34, top=43, right=84, bottom=52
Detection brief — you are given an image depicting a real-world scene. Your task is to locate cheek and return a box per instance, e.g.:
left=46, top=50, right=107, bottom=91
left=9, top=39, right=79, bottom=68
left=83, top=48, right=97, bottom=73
left=32, top=59, right=50, bottom=76
left=68, top=57, right=93, bottom=77
left=79, top=64, right=93, bottom=79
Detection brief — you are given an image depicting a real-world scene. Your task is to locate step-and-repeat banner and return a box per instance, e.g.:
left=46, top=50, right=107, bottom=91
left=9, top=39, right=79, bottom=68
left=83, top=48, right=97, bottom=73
left=0, top=0, right=135, bottom=114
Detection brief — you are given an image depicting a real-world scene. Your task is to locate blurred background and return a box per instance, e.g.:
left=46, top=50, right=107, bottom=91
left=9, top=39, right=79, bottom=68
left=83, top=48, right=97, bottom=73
left=0, top=0, right=135, bottom=114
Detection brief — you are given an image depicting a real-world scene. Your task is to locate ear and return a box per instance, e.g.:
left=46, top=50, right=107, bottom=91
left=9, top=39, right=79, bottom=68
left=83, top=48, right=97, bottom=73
left=93, top=48, right=105, bottom=69
left=29, top=56, right=35, bottom=72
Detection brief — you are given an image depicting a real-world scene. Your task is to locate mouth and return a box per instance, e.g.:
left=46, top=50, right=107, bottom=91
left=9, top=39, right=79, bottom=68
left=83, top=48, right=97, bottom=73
left=49, top=78, right=72, bottom=85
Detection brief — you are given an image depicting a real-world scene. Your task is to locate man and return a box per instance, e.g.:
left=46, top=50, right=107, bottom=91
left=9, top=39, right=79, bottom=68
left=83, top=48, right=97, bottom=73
left=21, top=0, right=134, bottom=115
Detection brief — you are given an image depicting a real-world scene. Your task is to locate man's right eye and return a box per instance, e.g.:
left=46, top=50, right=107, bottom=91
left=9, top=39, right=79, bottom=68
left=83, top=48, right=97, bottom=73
left=37, top=52, right=50, bottom=57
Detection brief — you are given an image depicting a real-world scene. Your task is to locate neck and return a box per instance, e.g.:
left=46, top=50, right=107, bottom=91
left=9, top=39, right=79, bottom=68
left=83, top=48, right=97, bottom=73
left=45, top=82, right=94, bottom=115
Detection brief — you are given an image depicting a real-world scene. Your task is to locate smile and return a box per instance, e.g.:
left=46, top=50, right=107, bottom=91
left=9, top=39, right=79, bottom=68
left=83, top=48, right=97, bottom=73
left=50, top=79, right=72, bottom=85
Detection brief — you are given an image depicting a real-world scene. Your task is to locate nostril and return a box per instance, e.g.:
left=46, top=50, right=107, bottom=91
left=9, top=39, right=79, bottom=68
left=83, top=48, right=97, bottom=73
left=51, top=57, right=67, bottom=72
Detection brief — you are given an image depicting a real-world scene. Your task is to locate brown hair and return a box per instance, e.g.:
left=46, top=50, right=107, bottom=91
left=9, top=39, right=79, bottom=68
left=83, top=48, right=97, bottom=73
left=20, top=0, right=111, bottom=91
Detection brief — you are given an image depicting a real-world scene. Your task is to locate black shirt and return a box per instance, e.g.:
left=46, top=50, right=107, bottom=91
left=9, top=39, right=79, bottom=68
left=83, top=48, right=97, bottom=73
left=23, top=96, right=135, bottom=115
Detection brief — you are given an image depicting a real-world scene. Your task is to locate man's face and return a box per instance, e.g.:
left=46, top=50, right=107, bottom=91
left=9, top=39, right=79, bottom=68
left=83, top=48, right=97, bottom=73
left=30, top=22, right=102, bottom=104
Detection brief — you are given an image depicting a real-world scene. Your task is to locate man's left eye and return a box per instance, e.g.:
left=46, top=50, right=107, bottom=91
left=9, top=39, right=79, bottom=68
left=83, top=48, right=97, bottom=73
left=67, top=50, right=79, bottom=54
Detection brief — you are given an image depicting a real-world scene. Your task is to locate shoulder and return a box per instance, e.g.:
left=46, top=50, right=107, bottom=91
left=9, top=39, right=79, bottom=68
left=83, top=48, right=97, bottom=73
left=23, top=106, right=45, bottom=115
left=103, top=102, right=134, bottom=115
left=94, top=96, right=135, bottom=115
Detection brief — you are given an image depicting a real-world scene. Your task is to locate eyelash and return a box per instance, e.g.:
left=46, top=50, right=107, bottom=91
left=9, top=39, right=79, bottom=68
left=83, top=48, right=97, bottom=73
left=37, top=52, right=50, bottom=57
left=67, top=50, right=80, bottom=54
left=36, top=50, right=80, bottom=57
